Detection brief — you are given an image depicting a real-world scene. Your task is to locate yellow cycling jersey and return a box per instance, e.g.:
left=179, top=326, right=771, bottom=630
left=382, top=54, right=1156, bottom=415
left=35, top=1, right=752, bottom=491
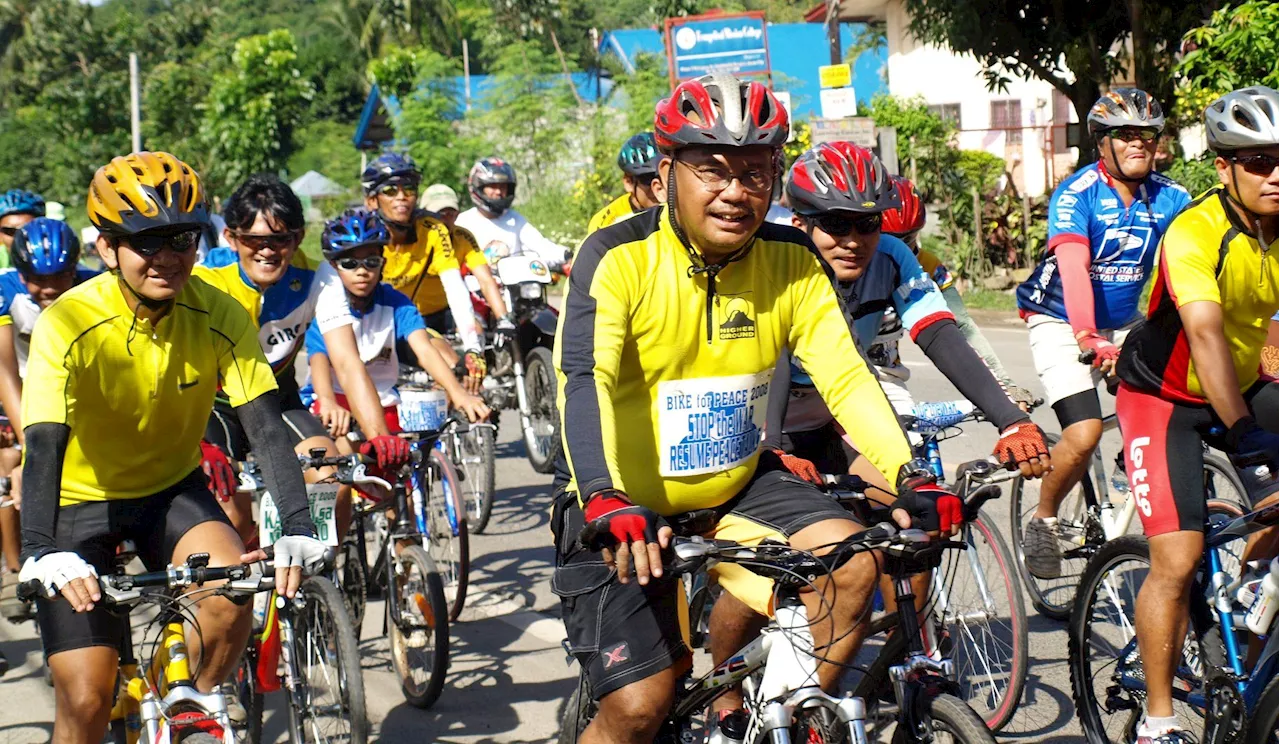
left=555, top=207, right=912, bottom=516
left=585, top=194, right=636, bottom=236
left=23, top=272, right=278, bottom=505
left=384, top=213, right=487, bottom=316
left=1119, top=187, right=1279, bottom=403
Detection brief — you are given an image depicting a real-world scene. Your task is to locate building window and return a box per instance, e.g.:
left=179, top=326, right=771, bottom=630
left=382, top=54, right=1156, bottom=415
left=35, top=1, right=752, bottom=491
left=928, top=103, right=962, bottom=128
left=991, top=99, right=1023, bottom=144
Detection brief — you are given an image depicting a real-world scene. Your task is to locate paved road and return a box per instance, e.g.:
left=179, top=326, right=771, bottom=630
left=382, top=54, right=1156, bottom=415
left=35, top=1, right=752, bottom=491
left=0, top=313, right=1112, bottom=743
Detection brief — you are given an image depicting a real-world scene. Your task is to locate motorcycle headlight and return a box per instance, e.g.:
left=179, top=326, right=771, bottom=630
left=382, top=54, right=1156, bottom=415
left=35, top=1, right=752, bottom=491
left=519, top=282, right=545, bottom=300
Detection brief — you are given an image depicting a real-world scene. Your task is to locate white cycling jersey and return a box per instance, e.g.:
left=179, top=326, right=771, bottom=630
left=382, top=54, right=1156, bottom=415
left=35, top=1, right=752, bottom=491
left=455, top=208, right=569, bottom=266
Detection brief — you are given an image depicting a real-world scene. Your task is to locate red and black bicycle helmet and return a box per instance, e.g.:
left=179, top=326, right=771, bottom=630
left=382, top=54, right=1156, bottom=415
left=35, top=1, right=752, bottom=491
left=881, top=176, right=926, bottom=236
left=785, top=142, right=898, bottom=216
left=654, top=74, right=789, bottom=152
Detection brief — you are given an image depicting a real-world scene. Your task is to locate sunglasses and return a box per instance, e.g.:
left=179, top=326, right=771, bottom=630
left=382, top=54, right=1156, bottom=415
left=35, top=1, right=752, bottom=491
left=0, top=227, right=18, bottom=237
left=378, top=183, right=419, bottom=198
left=815, top=212, right=882, bottom=237
left=335, top=255, right=386, bottom=272
left=1107, top=127, right=1159, bottom=144
left=123, top=229, right=201, bottom=257
left=232, top=230, right=300, bottom=251
left=1231, top=152, right=1280, bottom=176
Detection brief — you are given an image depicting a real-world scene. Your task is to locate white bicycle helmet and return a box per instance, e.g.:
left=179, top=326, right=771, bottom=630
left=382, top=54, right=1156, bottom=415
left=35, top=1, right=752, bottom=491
left=1086, top=88, right=1166, bottom=137
left=1204, top=86, right=1279, bottom=152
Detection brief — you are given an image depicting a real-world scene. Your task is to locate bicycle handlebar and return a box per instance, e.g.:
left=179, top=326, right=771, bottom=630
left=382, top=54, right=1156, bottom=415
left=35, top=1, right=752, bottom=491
left=17, top=555, right=278, bottom=606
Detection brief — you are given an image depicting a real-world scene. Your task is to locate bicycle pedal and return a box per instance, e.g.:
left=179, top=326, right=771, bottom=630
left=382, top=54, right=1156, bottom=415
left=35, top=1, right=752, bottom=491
left=1104, top=685, right=1138, bottom=713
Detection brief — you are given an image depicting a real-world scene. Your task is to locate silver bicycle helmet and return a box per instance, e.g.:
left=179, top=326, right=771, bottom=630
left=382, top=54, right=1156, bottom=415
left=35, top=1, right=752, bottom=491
left=1204, top=86, right=1279, bottom=152
left=1087, top=88, right=1166, bottom=137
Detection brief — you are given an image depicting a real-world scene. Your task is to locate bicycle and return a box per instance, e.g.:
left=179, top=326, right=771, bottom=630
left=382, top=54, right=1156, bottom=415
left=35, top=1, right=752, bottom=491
left=302, top=448, right=451, bottom=709
left=1069, top=493, right=1278, bottom=744
left=19, top=551, right=278, bottom=744
left=1010, top=354, right=1248, bottom=620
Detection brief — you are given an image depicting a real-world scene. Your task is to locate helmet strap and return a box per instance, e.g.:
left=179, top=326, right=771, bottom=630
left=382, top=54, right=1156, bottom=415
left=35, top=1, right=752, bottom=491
left=1103, top=138, right=1151, bottom=183
left=1224, top=161, right=1273, bottom=249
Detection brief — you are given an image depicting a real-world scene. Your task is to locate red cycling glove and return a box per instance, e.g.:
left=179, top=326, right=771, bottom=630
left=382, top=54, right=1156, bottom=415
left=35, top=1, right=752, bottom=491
left=1077, top=333, right=1119, bottom=369
left=992, top=421, right=1050, bottom=469
left=893, top=476, right=963, bottom=533
left=772, top=449, right=822, bottom=485
left=580, top=490, right=666, bottom=550
left=199, top=440, right=237, bottom=502
left=359, top=435, right=412, bottom=474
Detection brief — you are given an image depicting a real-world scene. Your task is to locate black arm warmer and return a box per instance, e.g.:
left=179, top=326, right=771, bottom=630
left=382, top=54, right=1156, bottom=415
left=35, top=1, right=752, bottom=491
left=915, top=319, right=1027, bottom=432
left=238, top=391, right=316, bottom=537
left=762, top=350, right=792, bottom=451
left=19, top=422, right=70, bottom=562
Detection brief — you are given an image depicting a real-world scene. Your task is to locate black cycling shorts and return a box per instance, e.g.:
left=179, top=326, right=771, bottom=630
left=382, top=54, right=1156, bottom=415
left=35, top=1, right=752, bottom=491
left=1117, top=380, right=1277, bottom=537
left=205, top=378, right=327, bottom=461
left=36, top=470, right=233, bottom=658
left=779, top=421, right=858, bottom=474
left=551, top=451, right=854, bottom=699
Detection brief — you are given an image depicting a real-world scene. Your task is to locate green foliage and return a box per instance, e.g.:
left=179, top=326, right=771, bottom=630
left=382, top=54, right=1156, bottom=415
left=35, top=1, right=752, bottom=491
left=1163, top=157, right=1219, bottom=197
left=480, top=40, right=576, bottom=185
left=955, top=150, right=1004, bottom=196
left=367, top=45, right=429, bottom=100
left=200, top=30, right=315, bottom=195
left=867, top=94, right=954, bottom=200
left=1174, top=0, right=1280, bottom=124
left=611, top=53, right=669, bottom=136
left=286, top=120, right=364, bottom=191
left=392, top=48, right=479, bottom=190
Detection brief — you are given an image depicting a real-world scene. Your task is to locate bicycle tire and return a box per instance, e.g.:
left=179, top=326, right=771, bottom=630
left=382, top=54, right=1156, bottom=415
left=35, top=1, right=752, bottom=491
left=234, top=651, right=264, bottom=744
left=454, top=425, right=496, bottom=534
left=1009, top=430, right=1104, bottom=621
left=890, top=692, right=996, bottom=744
left=1244, top=676, right=1279, bottom=744
left=557, top=673, right=597, bottom=744
left=427, top=448, right=470, bottom=620
left=388, top=544, right=450, bottom=709
left=523, top=346, right=562, bottom=474
left=289, top=576, right=369, bottom=744
left=179, top=734, right=225, bottom=744
left=943, top=510, right=1028, bottom=731
left=336, top=534, right=368, bottom=630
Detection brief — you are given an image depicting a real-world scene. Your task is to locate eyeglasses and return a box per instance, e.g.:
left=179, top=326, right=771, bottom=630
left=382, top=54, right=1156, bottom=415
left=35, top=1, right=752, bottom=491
left=815, top=212, right=882, bottom=237
left=378, top=183, right=419, bottom=198
left=1107, top=127, right=1159, bottom=144
left=678, top=160, right=773, bottom=194
left=1231, top=152, right=1280, bottom=176
left=0, top=227, right=18, bottom=237
left=123, top=229, right=201, bottom=257
left=231, top=230, right=300, bottom=251
left=335, top=255, right=386, bottom=272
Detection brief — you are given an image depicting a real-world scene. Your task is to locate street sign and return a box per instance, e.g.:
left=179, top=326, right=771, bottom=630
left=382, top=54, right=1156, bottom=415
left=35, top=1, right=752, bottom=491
left=665, top=11, right=771, bottom=85
left=810, top=117, right=877, bottom=147
left=819, top=88, right=858, bottom=119
left=818, top=63, right=851, bottom=89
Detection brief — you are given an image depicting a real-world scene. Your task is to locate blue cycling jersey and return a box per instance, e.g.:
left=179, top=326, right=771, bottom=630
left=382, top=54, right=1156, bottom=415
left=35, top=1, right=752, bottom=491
left=1016, top=162, right=1190, bottom=329
left=0, top=267, right=99, bottom=376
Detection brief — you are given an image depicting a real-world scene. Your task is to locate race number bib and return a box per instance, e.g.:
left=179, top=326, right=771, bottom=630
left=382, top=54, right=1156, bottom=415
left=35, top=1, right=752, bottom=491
left=658, top=372, right=771, bottom=477
left=399, top=388, right=449, bottom=432
left=259, top=483, right=341, bottom=548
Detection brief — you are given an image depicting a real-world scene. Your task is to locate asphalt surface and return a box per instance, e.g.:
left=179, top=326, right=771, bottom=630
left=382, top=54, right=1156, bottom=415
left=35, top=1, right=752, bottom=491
left=0, top=311, right=1115, bottom=743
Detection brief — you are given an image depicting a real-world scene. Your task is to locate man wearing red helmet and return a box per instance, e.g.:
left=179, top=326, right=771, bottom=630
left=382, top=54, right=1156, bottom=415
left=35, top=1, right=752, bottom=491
left=551, top=74, right=958, bottom=743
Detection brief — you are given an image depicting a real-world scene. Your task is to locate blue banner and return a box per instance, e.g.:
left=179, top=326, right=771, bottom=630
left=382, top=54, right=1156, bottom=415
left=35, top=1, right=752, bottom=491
left=670, top=15, right=770, bottom=80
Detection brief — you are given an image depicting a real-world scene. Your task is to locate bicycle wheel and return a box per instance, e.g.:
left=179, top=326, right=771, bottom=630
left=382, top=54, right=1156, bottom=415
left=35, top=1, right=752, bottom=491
left=388, top=544, right=450, bottom=709
left=557, top=673, right=597, bottom=744
left=1069, top=536, right=1207, bottom=743
left=792, top=708, right=851, bottom=743
left=1245, top=676, right=1279, bottom=744
left=1010, top=431, right=1105, bottom=620
left=234, top=650, right=264, bottom=744
left=288, top=576, right=369, bottom=744
left=452, top=426, right=496, bottom=534
left=426, top=448, right=470, bottom=620
left=889, top=691, right=996, bottom=744
left=523, top=346, right=562, bottom=474
left=335, top=533, right=368, bottom=630
left=937, top=510, right=1028, bottom=731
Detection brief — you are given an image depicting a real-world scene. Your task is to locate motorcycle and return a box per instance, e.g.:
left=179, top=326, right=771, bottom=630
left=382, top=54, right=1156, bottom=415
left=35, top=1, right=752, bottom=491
left=465, top=249, right=563, bottom=474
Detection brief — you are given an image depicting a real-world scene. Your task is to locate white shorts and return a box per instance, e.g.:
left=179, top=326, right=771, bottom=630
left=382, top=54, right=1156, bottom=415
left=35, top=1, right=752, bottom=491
left=1025, top=313, right=1138, bottom=407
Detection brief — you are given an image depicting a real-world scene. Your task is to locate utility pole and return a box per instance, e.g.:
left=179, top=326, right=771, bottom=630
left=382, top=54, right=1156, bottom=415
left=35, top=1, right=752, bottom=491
left=129, top=53, right=142, bottom=153
left=826, top=0, right=841, bottom=66
left=463, top=40, right=472, bottom=113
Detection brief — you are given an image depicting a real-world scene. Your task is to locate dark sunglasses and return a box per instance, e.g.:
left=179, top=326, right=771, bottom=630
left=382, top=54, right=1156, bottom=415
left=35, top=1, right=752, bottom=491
left=815, top=212, right=882, bottom=237
left=335, top=255, right=386, bottom=272
left=1107, top=127, right=1159, bottom=144
left=1231, top=152, right=1280, bottom=176
left=122, top=229, right=201, bottom=257
left=378, top=183, right=419, bottom=198
left=232, top=230, right=300, bottom=251
left=0, top=226, right=18, bottom=237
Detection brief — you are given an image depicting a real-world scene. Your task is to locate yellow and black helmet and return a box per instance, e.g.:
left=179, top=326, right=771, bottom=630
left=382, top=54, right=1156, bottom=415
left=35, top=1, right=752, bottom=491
left=86, top=152, right=209, bottom=236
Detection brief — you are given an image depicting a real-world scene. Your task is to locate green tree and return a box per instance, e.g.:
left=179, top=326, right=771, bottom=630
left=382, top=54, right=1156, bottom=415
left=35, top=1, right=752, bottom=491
left=1174, top=0, right=1280, bottom=124
left=389, top=48, right=481, bottom=190
left=199, top=29, right=315, bottom=195
left=286, top=120, right=364, bottom=191
left=477, top=40, right=575, bottom=185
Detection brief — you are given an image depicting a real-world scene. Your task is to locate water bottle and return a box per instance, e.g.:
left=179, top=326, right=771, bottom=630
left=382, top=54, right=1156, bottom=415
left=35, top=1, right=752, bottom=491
left=1110, top=451, right=1130, bottom=497
left=1246, top=558, right=1279, bottom=636
left=252, top=590, right=271, bottom=629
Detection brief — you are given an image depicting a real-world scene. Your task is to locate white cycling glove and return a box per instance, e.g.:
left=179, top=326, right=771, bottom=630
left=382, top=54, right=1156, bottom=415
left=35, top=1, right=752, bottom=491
left=273, top=535, right=330, bottom=576
left=19, top=552, right=98, bottom=598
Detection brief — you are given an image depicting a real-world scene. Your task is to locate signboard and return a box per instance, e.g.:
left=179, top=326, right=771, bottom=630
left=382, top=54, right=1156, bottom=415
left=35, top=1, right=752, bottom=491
left=819, top=88, right=858, bottom=119
left=810, top=117, right=878, bottom=147
left=819, top=64, right=852, bottom=89
left=665, top=11, right=772, bottom=86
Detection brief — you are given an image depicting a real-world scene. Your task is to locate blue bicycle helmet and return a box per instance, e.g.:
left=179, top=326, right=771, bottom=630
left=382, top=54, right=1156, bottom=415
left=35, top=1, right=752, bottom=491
left=322, top=209, right=388, bottom=259
left=361, top=152, right=421, bottom=196
left=11, top=218, right=80, bottom=276
left=617, top=132, right=662, bottom=178
left=0, top=190, right=45, bottom=219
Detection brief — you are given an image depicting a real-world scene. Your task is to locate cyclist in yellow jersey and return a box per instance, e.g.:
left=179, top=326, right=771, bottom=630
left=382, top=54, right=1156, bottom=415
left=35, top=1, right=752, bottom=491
left=359, top=154, right=509, bottom=394
left=1114, top=87, right=1278, bottom=744
left=15, top=152, right=326, bottom=744
left=551, top=74, right=963, bottom=744
left=584, top=132, right=665, bottom=237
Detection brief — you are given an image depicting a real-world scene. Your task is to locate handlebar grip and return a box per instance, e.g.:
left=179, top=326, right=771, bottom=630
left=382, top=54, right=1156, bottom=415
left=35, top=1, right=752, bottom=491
left=16, top=579, right=43, bottom=603
left=819, top=473, right=871, bottom=491
left=1078, top=349, right=1096, bottom=365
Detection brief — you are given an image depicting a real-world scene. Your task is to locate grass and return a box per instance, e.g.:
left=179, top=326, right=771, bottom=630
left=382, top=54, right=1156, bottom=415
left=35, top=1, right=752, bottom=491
left=957, top=286, right=1017, bottom=311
